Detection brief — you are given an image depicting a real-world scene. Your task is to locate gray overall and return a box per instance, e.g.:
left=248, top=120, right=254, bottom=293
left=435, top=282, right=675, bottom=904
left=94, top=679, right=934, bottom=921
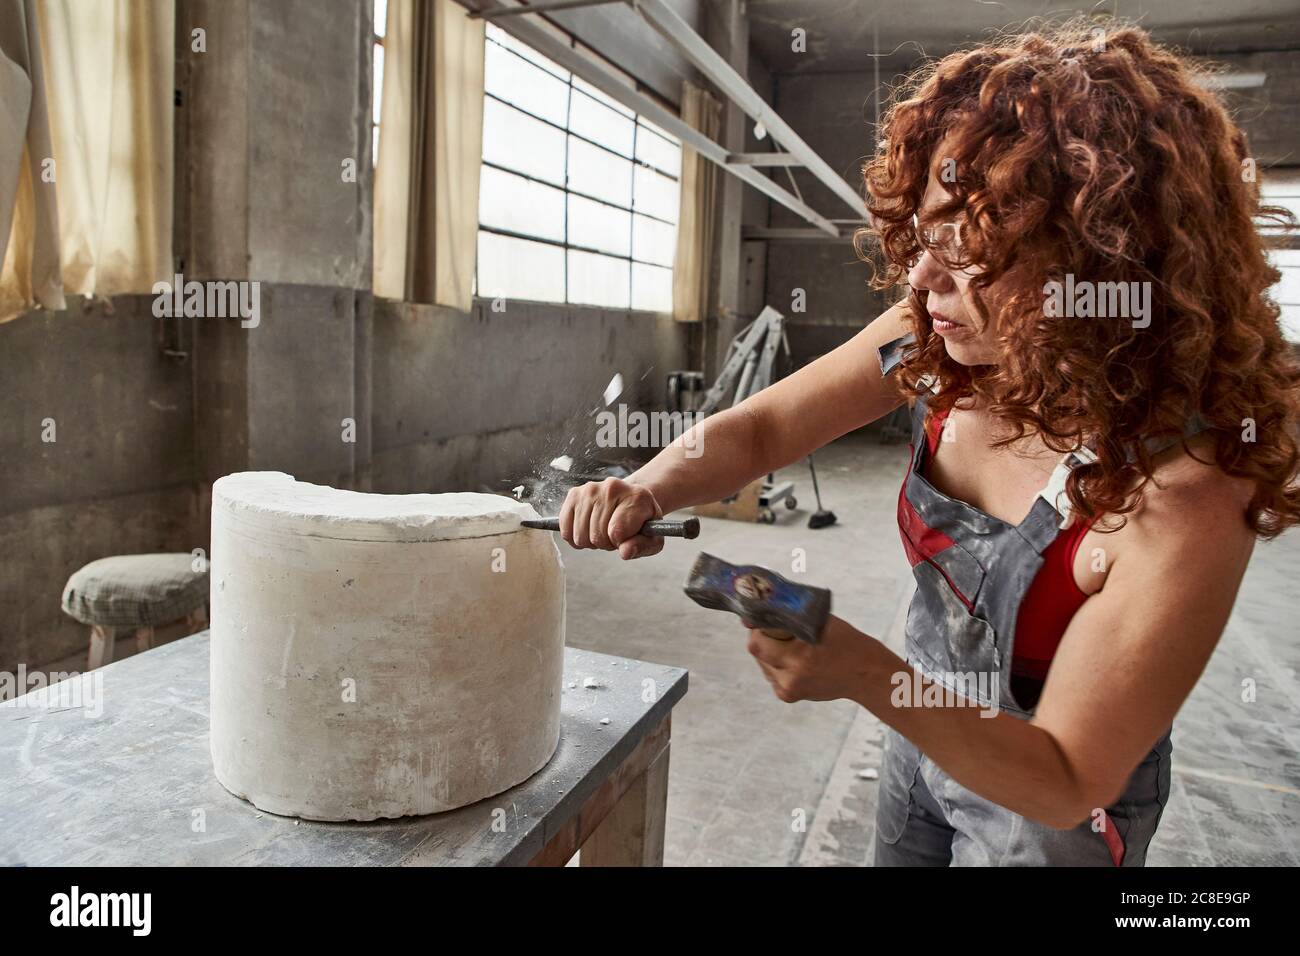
left=873, top=334, right=1174, bottom=866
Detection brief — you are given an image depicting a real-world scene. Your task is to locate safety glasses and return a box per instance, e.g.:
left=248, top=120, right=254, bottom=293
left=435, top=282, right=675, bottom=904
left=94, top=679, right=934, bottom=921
left=912, top=212, right=964, bottom=261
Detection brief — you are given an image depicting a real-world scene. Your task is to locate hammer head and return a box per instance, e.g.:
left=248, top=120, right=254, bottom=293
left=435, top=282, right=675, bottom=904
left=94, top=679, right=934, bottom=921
left=683, top=552, right=831, bottom=645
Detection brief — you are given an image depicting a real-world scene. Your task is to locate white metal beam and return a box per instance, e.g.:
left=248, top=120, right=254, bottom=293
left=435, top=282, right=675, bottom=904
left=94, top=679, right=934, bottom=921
left=468, top=0, right=621, bottom=20
left=631, top=0, right=866, bottom=220
left=460, top=0, right=840, bottom=236
left=727, top=153, right=800, bottom=167
left=742, top=226, right=850, bottom=242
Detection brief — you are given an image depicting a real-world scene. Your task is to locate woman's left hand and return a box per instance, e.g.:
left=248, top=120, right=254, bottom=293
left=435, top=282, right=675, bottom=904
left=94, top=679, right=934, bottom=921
left=745, top=614, right=877, bottom=703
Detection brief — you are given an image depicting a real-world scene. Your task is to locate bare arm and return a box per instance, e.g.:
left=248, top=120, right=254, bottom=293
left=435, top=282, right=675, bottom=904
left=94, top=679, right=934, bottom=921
left=751, top=460, right=1257, bottom=827
left=628, top=301, right=912, bottom=514
left=560, top=302, right=911, bottom=557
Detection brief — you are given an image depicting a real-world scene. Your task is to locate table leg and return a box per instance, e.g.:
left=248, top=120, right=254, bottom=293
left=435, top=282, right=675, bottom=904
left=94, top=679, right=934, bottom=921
left=580, top=743, right=670, bottom=867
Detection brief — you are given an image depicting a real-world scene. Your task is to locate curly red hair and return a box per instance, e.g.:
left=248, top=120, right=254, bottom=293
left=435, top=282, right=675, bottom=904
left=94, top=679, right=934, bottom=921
left=859, top=19, right=1300, bottom=537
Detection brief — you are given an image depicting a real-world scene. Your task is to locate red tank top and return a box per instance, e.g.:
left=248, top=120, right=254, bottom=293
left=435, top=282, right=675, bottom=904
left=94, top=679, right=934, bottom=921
left=922, top=408, right=1091, bottom=683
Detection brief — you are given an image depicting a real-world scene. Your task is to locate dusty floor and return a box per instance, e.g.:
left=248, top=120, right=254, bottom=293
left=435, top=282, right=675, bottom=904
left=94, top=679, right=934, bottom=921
left=563, top=433, right=1300, bottom=866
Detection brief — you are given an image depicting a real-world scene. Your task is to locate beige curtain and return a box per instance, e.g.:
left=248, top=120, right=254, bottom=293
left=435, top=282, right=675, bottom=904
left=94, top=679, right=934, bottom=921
left=0, top=0, right=63, bottom=321
left=373, top=0, right=414, bottom=300
left=0, top=0, right=172, bottom=324
left=373, top=0, right=484, bottom=310
left=672, top=81, right=721, bottom=323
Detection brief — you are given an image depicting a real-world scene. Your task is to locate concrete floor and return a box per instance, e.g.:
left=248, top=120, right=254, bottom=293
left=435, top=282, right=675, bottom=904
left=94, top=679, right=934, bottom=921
left=563, top=433, right=1300, bottom=866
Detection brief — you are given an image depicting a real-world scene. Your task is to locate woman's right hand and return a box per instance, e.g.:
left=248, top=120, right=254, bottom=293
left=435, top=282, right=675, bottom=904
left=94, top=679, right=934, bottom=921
left=558, top=477, right=665, bottom=560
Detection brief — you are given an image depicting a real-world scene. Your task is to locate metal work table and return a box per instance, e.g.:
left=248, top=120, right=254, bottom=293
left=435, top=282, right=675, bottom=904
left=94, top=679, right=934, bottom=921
left=0, top=632, right=687, bottom=866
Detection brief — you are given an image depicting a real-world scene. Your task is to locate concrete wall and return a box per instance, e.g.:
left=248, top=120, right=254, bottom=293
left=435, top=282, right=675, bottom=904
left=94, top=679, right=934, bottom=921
left=1213, top=49, right=1300, bottom=169
left=699, top=0, right=749, bottom=380
left=0, top=298, right=202, bottom=668
left=369, top=299, right=689, bottom=495
left=761, top=69, right=891, bottom=367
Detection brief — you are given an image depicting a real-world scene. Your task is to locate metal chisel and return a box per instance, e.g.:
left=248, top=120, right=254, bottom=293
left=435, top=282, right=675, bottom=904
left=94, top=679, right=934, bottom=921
left=520, top=516, right=701, bottom=539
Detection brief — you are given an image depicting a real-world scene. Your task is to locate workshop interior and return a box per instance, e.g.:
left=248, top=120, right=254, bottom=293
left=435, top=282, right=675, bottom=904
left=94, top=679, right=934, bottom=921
left=1, top=0, right=1298, bottom=888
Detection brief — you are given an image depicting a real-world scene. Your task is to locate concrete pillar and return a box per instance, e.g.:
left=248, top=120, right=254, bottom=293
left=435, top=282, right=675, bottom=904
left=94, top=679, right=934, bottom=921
left=701, top=0, right=749, bottom=381
left=178, top=0, right=373, bottom=494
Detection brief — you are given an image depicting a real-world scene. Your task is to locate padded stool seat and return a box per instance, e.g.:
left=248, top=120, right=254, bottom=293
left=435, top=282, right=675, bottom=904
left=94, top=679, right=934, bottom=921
left=61, top=553, right=209, bottom=669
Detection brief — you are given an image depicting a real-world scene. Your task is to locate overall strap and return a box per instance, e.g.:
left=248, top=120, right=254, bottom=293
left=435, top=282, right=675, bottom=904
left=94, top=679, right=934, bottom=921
left=877, top=332, right=916, bottom=378
left=1127, top=413, right=1209, bottom=462
left=1020, top=413, right=1210, bottom=552
left=877, top=331, right=937, bottom=448
left=1036, top=446, right=1100, bottom=531
left=1017, top=447, right=1096, bottom=554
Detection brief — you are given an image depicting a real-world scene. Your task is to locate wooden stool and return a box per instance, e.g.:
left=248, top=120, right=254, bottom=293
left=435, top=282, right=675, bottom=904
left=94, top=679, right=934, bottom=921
left=62, top=554, right=210, bottom=670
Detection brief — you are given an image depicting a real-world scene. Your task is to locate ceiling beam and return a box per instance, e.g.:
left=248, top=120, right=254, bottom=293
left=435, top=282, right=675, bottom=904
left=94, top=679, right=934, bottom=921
left=630, top=0, right=866, bottom=221
left=468, top=0, right=622, bottom=20
left=742, top=226, right=851, bottom=242
left=457, top=0, right=840, bottom=236
left=727, top=152, right=800, bottom=167
left=1195, top=70, right=1268, bottom=90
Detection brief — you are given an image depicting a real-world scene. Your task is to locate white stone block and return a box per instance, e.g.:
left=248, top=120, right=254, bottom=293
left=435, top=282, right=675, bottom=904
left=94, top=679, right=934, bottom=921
left=209, top=472, right=565, bottom=821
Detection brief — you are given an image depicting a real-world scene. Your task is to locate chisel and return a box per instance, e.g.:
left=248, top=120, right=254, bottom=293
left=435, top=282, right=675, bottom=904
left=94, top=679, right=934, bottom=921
left=520, top=516, right=701, bottom=539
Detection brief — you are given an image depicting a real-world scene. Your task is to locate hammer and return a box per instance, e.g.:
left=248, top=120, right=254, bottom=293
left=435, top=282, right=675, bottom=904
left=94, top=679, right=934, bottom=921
left=682, top=552, right=831, bottom=645
left=520, top=516, right=701, bottom=539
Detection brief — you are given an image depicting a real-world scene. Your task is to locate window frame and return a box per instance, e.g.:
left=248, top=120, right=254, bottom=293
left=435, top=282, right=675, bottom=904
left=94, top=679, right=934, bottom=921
left=476, top=25, right=681, bottom=312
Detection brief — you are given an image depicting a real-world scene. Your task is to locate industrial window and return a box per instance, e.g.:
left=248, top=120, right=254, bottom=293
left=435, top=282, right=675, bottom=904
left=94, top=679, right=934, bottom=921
left=1261, top=170, right=1300, bottom=343
left=476, top=23, right=681, bottom=312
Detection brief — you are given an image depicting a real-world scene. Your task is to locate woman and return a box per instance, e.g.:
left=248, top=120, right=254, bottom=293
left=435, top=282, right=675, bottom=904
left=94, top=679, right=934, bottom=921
left=558, top=22, right=1300, bottom=865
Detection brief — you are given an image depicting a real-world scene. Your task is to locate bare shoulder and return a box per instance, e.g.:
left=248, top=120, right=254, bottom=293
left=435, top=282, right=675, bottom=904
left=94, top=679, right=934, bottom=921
left=1141, top=434, right=1254, bottom=526
left=1110, top=433, right=1256, bottom=567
